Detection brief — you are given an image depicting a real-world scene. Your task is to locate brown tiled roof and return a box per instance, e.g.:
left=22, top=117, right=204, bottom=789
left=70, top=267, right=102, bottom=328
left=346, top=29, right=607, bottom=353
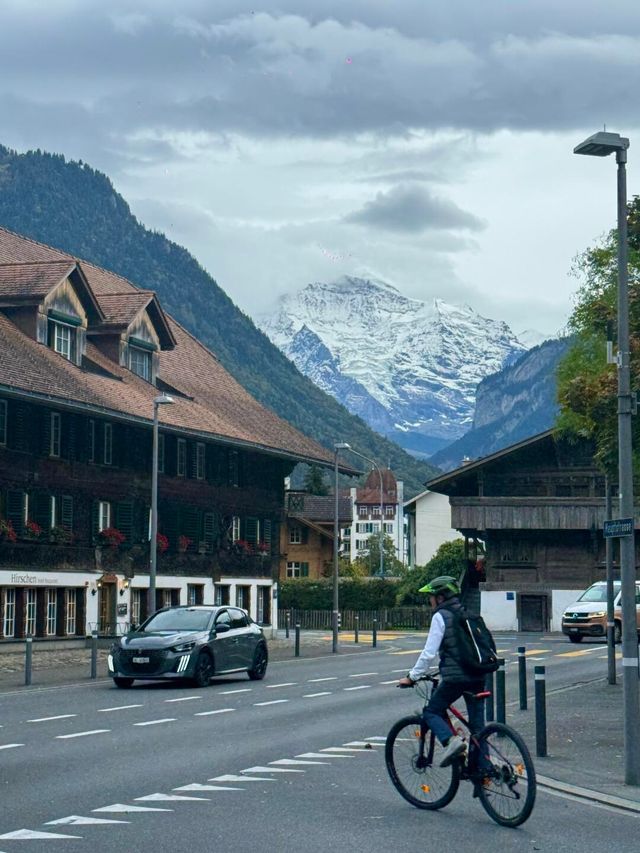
left=357, top=468, right=398, bottom=503
left=0, top=261, right=76, bottom=301
left=287, top=493, right=352, bottom=524
left=0, top=227, right=70, bottom=263
left=95, top=292, right=154, bottom=325
left=0, top=227, right=334, bottom=466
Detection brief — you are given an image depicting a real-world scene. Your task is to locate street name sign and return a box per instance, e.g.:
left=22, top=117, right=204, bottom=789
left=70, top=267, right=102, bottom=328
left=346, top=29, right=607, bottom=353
left=603, top=518, right=635, bottom=538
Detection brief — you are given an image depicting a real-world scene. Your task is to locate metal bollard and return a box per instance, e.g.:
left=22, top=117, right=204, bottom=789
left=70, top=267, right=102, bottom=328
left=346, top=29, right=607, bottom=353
left=295, top=623, right=300, bottom=657
left=25, top=636, right=33, bottom=686
left=518, top=646, right=528, bottom=710
left=534, top=665, right=547, bottom=757
left=485, top=671, right=495, bottom=722
left=90, top=631, right=98, bottom=680
left=354, top=615, right=359, bottom=644
left=496, top=659, right=506, bottom=724
left=372, top=619, right=378, bottom=648
left=285, top=611, right=290, bottom=640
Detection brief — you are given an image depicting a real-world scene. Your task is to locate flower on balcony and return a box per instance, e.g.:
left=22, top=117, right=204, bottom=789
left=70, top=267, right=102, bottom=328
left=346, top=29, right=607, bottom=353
left=50, top=525, right=73, bottom=545
left=24, top=519, right=43, bottom=540
left=99, top=527, right=126, bottom=548
left=156, top=533, right=169, bottom=554
left=0, top=518, right=17, bottom=543
left=257, top=541, right=269, bottom=555
left=233, top=539, right=253, bottom=556
left=178, top=534, right=193, bottom=553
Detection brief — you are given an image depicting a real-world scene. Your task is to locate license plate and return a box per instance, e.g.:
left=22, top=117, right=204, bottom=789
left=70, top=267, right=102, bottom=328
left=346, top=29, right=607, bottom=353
left=569, top=628, right=578, bottom=633
left=133, top=656, right=150, bottom=663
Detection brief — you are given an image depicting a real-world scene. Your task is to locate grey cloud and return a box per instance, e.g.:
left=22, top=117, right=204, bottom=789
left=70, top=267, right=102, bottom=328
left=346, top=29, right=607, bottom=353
left=344, top=185, right=485, bottom=234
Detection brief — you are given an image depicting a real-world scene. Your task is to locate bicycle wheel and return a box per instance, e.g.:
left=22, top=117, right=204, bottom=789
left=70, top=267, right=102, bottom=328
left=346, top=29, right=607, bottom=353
left=385, top=715, right=460, bottom=810
left=475, top=722, right=536, bottom=827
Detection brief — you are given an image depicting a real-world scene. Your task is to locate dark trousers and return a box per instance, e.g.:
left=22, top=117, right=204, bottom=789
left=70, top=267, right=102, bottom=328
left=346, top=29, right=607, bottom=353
left=423, top=679, right=485, bottom=746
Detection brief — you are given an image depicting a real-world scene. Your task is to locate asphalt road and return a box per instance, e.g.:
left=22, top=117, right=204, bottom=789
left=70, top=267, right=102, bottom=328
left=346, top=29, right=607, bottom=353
left=1, top=632, right=637, bottom=852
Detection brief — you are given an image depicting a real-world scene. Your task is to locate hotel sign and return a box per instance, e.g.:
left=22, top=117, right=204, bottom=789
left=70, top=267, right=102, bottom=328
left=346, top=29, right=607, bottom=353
left=8, top=573, right=61, bottom=586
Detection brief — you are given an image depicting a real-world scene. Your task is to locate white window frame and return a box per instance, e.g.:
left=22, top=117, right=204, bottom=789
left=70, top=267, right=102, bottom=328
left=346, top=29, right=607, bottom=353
left=232, top=516, right=241, bottom=542
left=214, top=585, right=230, bottom=606
left=50, top=412, right=61, bottom=458
left=372, top=505, right=381, bottom=517
left=46, top=589, right=57, bottom=636
left=50, top=495, right=57, bottom=529
left=358, top=505, right=368, bottom=518
left=289, top=526, right=302, bottom=545
left=196, top=442, right=206, bottom=480
left=129, top=345, right=152, bottom=381
left=103, top=423, right=113, bottom=465
left=385, top=506, right=394, bottom=517
left=384, top=522, right=393, bottom=534
left=161, top=589, right=172, bottom=609
left=65, top=589, right=76, bottom=635
left=98, top=501, right=111, bottom=532
left=3, top=588, right=16, bottom=638
left=0, top=399, right=7, bottom=446
left=53, top=321, right=72, bottom=360
left=131, top=589, right=142, bottom=627
left=177, top=439, right=187, bottom=477
left=25, top=589, right=36, bottom=636
left=286, top=561, right=302, bottom=578
left=236, top=585, right=250, bottom=610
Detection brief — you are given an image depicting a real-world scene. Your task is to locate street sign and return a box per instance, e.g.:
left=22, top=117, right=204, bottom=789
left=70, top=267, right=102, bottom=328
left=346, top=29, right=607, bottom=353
left=603, top=518, right=635, bottom=538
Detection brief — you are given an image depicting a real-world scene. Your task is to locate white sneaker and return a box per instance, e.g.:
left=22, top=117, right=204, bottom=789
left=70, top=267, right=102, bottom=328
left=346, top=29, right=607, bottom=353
left=439, top=735, right=466, bottom=768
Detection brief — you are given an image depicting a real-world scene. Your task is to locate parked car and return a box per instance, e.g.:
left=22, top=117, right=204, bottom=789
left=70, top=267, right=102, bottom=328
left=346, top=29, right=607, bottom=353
left=108, top=605, right=268, bottom=688
left=561, top=580, right=640, bottom=643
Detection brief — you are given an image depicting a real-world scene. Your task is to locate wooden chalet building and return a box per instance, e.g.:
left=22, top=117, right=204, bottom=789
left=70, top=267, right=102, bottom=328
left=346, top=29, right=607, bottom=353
left=280, top=492, right=352, bottom=580
left=0, top=226, right=339, bottom=643
left=426, top=430, right=626, bottom=632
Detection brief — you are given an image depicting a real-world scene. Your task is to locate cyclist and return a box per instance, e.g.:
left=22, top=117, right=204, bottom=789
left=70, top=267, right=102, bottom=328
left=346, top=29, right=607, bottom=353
left=398, top=575, right=486, bottom=768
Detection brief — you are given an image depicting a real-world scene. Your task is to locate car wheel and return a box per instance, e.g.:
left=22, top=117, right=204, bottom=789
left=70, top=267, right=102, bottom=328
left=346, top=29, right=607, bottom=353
left=248, top=644, right=268, bottom=680
left=614, top=622, right=622, bottom=644
left=192, top=652, right=214, bottom=687
left=568, top=635, right=583, bottom=644
left=114, top=677, right=134, bottom=688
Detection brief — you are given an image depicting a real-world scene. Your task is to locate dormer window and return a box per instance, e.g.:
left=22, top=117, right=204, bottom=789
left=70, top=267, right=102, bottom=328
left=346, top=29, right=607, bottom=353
left=127, top=336, right=156, bottom=382
left=48, top=311, right=81, bottom=363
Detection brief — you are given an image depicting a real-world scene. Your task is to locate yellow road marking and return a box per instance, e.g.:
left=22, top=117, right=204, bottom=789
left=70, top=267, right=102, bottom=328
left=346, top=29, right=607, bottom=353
left=388, top=649, right=424, bottom=656
left=556, top=648, right=605, bottom=657
left=320, top=632, right=404, bottom=642
left=513, top=649, right=552, bottom=657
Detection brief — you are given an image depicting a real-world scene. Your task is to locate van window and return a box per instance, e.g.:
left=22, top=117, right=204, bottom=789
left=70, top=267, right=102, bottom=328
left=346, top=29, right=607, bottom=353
left=578, top=582, right=621, bottom=603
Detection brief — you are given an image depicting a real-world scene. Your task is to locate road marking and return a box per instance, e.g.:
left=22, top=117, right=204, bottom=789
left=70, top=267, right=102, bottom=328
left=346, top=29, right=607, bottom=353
left=94, top=804, right=172, bottom=813
left=379, top=679, right=397, bottom=685
left=241, top=766, right=305, bottom=774
left=220, top=689, right=252, bottom=695
left=194, top=708, right=235, bottom=717
left=27, top=714, right=77, bottom=723
left=307, top=677, right=337, bottom=683
left=165, top=696, right=202, bottom=703
left=270, top=759, right=330, bottom=766
left=391, top=668, right=410, bottom=673
left=517, top=649, right=552, bottom=657
left=389, top=649, right=423, bottom=655
left=174, top=783, right=243, bottom=792
left=320, top=747, right=369, bottom=753
left=349, top=672, right=378, bottom=678
left=254, top=699, right=289, bottom=707
left=133, top=719, right=176, bottom=727
left=343, top=741, right=382, bottom=747
left=136, top=793, right=210, bottom=802
left=344, top=685, right=371, bottom=691
left=0, top=829, right=82, bottom=840
left=296, top=752, right=353, bottom=759
left=56, top=729, right=110, bottom=739
left=556, top=649, right=604, bottom=658
left=303, top=692, right=332, bottom=698
left=365, top=736, right=386, bottom=741
left=209, top=775, right=275, bottom=783
left=46, top=816, right=130, bottom=825
left=267, top=682, right=297, bottom=688
left=97, top=704, right=143, bottom=713
left=0, top=744, right=24, bottom=750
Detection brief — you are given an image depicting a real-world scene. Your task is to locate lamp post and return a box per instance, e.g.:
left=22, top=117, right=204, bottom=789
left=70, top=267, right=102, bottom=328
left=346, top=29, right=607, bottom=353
left=333, top=442, right=350, bottom=653
left=149, top=394, right=174, bottom=618
left=574, top=130, right=640, bottom=785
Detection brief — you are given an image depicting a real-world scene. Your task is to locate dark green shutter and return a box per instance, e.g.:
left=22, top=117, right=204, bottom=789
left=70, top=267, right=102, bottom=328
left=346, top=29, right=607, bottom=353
left=91, top=501, right=100, bottom=540
left=301, top=526, right=309, bottom=545
left=7, top=490, right=24, bottom=535
left=301, top=562, right=309, bottom=578
left=245, top=517, right=258, bottom=547
left=115, top=502, right=134, bottom=544
left=203, top=513, right=216, bottom=552
left=262, top=519, right=272, bottom=550
left=61, top=496, right=73, bottom=533
left=33, top=492, right=51, bottom=531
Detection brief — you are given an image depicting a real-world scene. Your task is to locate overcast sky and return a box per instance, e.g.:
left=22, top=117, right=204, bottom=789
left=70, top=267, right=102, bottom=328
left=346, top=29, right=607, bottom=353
left=1, top=0, right=639, bottom=337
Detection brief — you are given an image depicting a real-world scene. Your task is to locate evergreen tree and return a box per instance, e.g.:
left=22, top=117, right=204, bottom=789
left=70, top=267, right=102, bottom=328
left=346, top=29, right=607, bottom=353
left=303, top=464, right=329, bottom=495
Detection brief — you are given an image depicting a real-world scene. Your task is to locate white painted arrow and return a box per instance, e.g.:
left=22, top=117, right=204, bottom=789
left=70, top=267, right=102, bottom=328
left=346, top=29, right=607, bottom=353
left=93, top=804, right=172, bottom=813
left=241, top=766, right=305, bottom=774
left=270, top=759, right=329, bottom=766
left=46, top=816, right=130, bottom=826
left=295, top=752, right=353, bottom=759
left=208, top=775, right=275, bottom=783
left=135, top=793, right=210, bottom=802
left=0, top=829, right=82, bottom=840
left=173, top=783, right=243, bottom=792
left=320, top=747, right=369, bottom=753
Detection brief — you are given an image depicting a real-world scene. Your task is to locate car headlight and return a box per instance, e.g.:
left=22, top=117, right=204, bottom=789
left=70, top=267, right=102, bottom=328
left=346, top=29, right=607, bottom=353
left=590, top=611, right=606, bottom=618
left=172, top=642, right=196, bottom=653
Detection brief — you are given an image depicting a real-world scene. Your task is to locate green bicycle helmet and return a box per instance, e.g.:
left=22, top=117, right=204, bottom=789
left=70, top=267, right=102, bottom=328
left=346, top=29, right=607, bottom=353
left=419, top=575, right=460, bottom=599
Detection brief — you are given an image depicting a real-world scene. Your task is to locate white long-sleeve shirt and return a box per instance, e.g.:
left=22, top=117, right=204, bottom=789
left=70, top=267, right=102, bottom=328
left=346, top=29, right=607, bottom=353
left=408, top=611, right=445, bottom=681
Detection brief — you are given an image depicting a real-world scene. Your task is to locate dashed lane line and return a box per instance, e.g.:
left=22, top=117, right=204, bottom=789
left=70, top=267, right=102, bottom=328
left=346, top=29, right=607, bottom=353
left=266, top=682, right=297, bottom=688
left=295, top=752, right=353, bottom=759
left=270, top=759, right=330, bottom=766
left=241, top=766, right=305, bottom=774
left=0, top=743, right=24, bottom=750
left=165, top=696, right=202, bottom=703
left=194, top=708, right=235, bottom=717
left=55, top=729, right=110, bottom=740
left=320, top=747, right=369, bottom=753
left=307, top=677, right=337, bottom=683
left=97, top=704, right=143, bottom=713
left=379, top=680, right=397, bottom=685
left=254, top=699, right=289, bottom=707
left=219, top=688, right=252, bottom=695
left=344, top=685, right=371, bottom=691
left=27, top=714, right=77, bottom=723
left=133, top=719, right=176, bottom=727
left=349, top=672, right=378, bottom=678
left=303, top=692, right=332, bottom=698
left=209, top=775, right=275, bottom=783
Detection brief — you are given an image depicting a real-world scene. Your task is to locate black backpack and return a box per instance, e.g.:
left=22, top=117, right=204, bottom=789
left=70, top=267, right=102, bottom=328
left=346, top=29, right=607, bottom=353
left=446, top=607, right=499, bottom=676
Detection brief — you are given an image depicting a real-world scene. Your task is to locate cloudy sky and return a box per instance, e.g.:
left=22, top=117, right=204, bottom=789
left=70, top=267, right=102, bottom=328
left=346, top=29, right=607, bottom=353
left=1, top=0, right=639, bottom=337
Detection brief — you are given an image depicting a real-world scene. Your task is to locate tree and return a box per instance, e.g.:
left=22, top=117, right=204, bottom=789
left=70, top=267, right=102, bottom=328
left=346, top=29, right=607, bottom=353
left=302, top=464, right=329, bottom=495
left=556, top=195, right=640, bottom=474
left=353, top=531, right=404, bottom=576
left=395, top=539, right=467, bottom=605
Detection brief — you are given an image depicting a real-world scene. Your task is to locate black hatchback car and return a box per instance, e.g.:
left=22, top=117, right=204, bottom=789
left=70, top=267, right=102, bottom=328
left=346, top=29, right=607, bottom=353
left=108, top=605, right=268, bottom=688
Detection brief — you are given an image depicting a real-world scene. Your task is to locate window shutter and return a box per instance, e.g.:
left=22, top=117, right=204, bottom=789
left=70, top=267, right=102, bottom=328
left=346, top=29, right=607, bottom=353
left=301, top=526, right=309, bottom=545
left=33, top=492, right=50, bottom=531
left=262, top=519, right=272, bottom=549
left=301, top=562, right=309, bottom=578
left=245, top=517, right=258, bottom=547
left=91, top=501, right=100, bottom=540
left=203, top=512, right=216, bottom=552
left=190, top=443, right=197, bottom=479
left=61, top=496, right=74, bottom=533
left=7, top=490, right=24, bottom=535
left=179, top=506, right=199, bottom=543
left=115, top=502, right=134, bottom=544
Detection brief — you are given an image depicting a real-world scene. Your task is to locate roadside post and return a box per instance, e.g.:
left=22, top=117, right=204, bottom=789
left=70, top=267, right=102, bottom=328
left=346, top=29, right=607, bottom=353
left=354, top=615, right=359, bottom=644
left=518, top=647, right=528, bottom=710
left=603, top=485, right=617, bottom=685
left=25, top=636, right=33, bottom=686
left=534, top=665, right=547, bottom=757
left=295, top=623, right=300, bottom=657
left=496, top=658, right=506, bottom=724
left=90, top=630, right=98, bottom=679
left=285, top=611, right=290, bottom=640
left=372, top=619, right=377, bottom=648
left=485, top=671, right=495, bottom=722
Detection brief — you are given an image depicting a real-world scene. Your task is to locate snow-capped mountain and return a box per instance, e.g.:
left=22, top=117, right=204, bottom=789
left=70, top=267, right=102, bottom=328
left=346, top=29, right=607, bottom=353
left=258, top=275, right=529, bottom=457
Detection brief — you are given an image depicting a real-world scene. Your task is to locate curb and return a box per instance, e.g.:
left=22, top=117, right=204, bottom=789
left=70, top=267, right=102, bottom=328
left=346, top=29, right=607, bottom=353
left=537, top=774, right=640, bottom=813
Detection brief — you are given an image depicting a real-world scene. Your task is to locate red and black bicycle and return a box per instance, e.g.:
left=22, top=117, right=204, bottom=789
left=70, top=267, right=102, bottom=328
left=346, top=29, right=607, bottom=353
left=385, top=674, right=536, bottom=827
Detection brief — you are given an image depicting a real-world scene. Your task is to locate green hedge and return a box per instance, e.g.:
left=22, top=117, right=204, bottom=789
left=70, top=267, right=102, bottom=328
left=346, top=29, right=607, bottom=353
left=278, top=578, right=398, bottom=610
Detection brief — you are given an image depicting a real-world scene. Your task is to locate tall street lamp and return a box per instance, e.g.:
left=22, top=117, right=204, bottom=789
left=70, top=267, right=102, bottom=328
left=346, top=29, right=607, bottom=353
left=574, top=130, right=640, bottom=785
left=149, top=394, right=174, bottom=618
left=333, top=442, right=350, bottom=653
